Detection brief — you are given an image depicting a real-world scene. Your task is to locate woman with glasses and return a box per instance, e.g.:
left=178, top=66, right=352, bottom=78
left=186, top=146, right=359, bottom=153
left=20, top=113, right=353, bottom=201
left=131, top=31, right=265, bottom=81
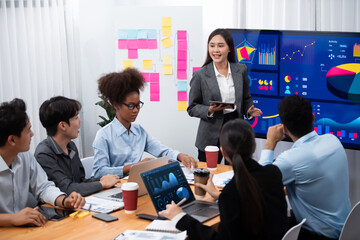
left=92, top=68, right=197, bottom=178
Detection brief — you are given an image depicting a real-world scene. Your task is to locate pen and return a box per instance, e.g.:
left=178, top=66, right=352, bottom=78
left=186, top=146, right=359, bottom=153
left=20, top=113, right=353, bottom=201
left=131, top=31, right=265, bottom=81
left=176, top=198, right=187, bottom=207
left=72, top=204, right=92, bottom=218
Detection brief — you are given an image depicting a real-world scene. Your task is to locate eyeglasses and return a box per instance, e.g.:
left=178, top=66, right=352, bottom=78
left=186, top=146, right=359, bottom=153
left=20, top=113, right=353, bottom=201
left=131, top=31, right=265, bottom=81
left=120, top=101, right=144, bottom=110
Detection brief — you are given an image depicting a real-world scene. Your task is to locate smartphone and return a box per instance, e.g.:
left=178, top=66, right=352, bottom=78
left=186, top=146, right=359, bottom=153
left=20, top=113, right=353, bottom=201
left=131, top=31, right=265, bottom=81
left=92, top=213, right=118, bottom=222
left=136, top=214, right=167, bottom=220
left=37, top=205, right=74, bottom=221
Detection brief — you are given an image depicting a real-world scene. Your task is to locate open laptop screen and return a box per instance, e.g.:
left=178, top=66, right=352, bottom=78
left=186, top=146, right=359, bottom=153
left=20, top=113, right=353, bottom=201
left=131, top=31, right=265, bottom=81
left=141, top=162, right=195, bottom=211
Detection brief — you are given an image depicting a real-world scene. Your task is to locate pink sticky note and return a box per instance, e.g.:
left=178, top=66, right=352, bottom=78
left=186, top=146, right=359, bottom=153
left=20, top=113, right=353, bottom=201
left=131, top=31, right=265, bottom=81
left=177, top=60, right=187, bottom=70
left=128, top=49, right=138, bottom=59
left=141, top=72, right=150, bottom=82
left=177, top=70, right=187, bottom=79
left=138, top=39, right=148, bottom=49
left=177, top=30, right=187, bottom=40
left=150, top=83, right=160, bottom=93
left=193, top=67, right=201, bottom=72
left=177, top=91, right=187, bottom=101
left=150, top=73, right=160, bottom=83
left=150, top=93, right=160, bottom=101
left=148, top=39, right=158, bottom=49
left=127, top=39, right=138, bottom=49
left=118, top=39, right=127, bottom=49
left=177, top=40, right=187, bottom=50
left=177, top=50, right=187, bottom=60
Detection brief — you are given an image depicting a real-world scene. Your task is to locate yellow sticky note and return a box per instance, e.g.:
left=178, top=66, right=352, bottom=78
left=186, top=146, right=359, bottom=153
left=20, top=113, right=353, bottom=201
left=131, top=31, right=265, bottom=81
left=77, top=211, right=90, bottom=218
left=161, top=37, right=173, bottom=48
left=143, top=59, right=152, bottom=69
left=163, top=55, right=172, bottom=65
left=178, top=101, right=187, bottom=111
left=163, top=65, right=173, bottom=75
left=162, top=17, right=172, bottom=27
left=123, top=60, right=133, bottom=69
left=162, top=26, right=172, bottom=36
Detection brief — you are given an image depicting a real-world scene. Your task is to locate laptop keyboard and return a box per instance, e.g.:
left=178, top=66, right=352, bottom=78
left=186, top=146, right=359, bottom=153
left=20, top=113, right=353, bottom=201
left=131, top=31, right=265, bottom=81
left=109, top=192, right=123, bottom=199
left=183, top=203, right=218, bottom=217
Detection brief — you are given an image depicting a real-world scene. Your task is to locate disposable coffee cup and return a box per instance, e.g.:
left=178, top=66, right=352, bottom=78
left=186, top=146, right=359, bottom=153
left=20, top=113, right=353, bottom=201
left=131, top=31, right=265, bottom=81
left=194, top=168, right=210, bottom=198
left=121, top=182, right=139, bottom=213
left=205, top=146, right=219, bottom=170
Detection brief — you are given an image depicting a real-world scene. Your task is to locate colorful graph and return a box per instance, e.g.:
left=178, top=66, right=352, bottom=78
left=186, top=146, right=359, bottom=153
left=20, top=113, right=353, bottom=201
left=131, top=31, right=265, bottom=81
left=236, top=40, right=256, bottom=63
left=176, top=187, right=190, bottom=200
left=314, top=117, right=360, bottom=141
left=153, top=172, right=179, bottom=194
left=354, top=43, right=360, bottom=57
left=259, top=43, right=276, bottom=65
left=281, top=41, right=315, bottom=61
left=326, top=63, right=360, bottom=101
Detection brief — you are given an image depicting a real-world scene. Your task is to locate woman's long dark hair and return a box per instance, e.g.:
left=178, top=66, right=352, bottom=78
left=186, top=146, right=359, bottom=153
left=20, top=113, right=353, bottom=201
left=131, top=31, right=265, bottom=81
left=202, top=28, right=236, bottom=67
left=220, top=119, right=264, bottom=235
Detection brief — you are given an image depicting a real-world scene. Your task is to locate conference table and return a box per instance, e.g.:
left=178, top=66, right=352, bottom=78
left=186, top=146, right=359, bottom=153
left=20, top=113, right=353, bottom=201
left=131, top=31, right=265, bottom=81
left=0, top=162, right=232, bottom=240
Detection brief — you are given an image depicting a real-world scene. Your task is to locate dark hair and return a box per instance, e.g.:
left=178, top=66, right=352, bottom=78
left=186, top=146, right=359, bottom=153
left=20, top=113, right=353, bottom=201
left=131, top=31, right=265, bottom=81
left=278, top=95, right=313, bottom=138
left=220, top=119, right=264, bottom=235
left=98, top=68, right=145, bottom=105
left=39, top=96, right=82, bottom=136
left=202, top=28, right=236, bottom=67
left=0, top=98, right=29, bottom=147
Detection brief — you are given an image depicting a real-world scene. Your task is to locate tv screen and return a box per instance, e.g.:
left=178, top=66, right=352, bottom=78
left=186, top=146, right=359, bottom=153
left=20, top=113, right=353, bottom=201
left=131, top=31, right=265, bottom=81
left=228, top=29, right=360, bottom=149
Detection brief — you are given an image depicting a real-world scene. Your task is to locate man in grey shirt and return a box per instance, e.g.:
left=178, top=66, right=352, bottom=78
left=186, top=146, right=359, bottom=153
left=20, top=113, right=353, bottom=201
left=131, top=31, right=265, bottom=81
left=0, top=98, right=85, bottom=227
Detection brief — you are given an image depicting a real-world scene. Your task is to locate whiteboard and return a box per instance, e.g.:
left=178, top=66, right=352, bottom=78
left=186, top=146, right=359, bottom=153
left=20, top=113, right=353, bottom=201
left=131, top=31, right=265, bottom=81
left=114, top=6, right=203, bottom=159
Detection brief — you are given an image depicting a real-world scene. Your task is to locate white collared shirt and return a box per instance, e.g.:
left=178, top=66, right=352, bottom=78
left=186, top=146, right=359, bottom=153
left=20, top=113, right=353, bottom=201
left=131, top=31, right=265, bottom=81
left=213, top=62, right=236, bottom=114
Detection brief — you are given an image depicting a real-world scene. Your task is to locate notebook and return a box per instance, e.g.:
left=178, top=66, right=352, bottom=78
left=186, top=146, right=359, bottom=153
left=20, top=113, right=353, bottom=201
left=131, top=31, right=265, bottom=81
left=141, top=162, right=220, bottom=223
left=146, top=220, right=181, bottom=233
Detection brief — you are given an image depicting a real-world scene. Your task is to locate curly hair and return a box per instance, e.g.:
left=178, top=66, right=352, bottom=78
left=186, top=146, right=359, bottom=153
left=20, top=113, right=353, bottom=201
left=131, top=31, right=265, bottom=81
left=98, top=68, right=145, bottom=105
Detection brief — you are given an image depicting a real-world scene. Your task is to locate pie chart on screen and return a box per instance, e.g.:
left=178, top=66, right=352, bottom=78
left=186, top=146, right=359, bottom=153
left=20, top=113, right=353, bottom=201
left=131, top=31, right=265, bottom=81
left=326, top=63, right=360, bottom=101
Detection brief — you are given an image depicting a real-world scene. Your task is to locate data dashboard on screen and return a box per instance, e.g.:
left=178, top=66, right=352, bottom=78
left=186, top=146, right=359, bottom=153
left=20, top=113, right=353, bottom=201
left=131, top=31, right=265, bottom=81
left=228, top=29, right=360, bottom=149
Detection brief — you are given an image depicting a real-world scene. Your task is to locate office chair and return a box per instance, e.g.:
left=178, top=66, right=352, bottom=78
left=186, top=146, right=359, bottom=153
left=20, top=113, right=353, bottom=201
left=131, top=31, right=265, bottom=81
left=339, top=201, right=360, bottom=240
left=81, top=156, right=94, bottom=178
left=282, top=218, right=306, bottom=240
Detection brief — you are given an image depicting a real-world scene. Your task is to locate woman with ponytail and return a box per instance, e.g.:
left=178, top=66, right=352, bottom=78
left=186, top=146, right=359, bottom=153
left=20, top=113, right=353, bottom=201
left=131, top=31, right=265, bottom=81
left=159, top=119, right=288, bottom=240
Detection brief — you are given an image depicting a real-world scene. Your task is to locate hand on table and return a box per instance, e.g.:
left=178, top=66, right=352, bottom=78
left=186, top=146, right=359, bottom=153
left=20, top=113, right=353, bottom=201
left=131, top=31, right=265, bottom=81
left=178, top=153, right=198, bottom=169
left=100, top=174, right=121, bottom=189
left=10, top=207, right=46, bottom=227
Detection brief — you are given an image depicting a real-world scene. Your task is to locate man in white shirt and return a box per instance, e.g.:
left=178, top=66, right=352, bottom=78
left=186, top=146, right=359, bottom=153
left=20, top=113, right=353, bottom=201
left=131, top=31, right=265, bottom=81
left=0, top=98, right=85, bottom=227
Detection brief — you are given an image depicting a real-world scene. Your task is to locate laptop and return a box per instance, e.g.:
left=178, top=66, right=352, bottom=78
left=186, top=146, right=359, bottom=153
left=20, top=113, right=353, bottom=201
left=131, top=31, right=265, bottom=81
left=141, top=162, right=220, bottom=223
left=91, top=156, right=169, bottom=202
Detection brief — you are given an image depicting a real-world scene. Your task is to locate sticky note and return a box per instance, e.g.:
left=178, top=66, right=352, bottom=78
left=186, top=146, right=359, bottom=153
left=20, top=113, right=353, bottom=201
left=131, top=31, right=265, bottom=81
left=178, top=91, right=187, bottom=101
left=177, top=60, right=187, bottom=70
left=148, top=29, right=157, bottom=39
left=177, top=40, right=187, bottom=50
left=177, top=30, right=187, bottom=40
left=123, top=60, right=133, bottom=69
left=118, top=30, right=127, bottom=39
left=118, top=39, right=127, bottom=49
left=163, top=55, right=172, bottom=65
left=126, top=30, right=138, bottom=39
left=177, top=70, right=187, bottom=79
left=177, top=50, right=187, bottom=60
left=150, top=83, right=160, bottom=93
left=193, top=67, right=201, bottom=72
left=147, top=39, right=158, bottom=49
left=128, top=49, right=138, bottom=59
left=161, top=37, right=173, bottom=48
left=141, top=72, right=150, bottom=82
left=137, top=30, right=148, bottom=39
left=138, top=39, right=148, bottom=49
left=163, top=65, right=173, bottom=75
left=177, top=81, right=187, bottom=91
left=178, top=101, right=187, bottom=111
left=143, top=60, right=152, bottom=69
left=162, top=26, right=172, bottom=36
left=162, top=17, right=172, bottom=27
left=150, top=93, right=160, bottom=101
left=127, top=39, right=138, bottom=49
left=150, top=73, right=159, bottom=83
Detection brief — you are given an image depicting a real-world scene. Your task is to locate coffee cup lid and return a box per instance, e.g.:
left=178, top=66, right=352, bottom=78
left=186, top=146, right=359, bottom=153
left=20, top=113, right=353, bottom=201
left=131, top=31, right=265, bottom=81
left=121, top=182, right=139, bottom=191
left=194, top=168, right=210, bottom=177
left=205, top=146, right=219, bottom=152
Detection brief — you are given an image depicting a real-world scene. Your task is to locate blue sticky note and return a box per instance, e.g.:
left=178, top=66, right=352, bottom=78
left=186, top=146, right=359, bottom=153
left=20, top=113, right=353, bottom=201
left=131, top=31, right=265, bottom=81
left=127, top=30, right=138, bottom=39
left=177, top=81, right=187, bottom=91
left=137, top=30, right=148, bottom=39
left=118, top=30, right=127, bottom=39
left=148, top=29, right=157, bottom=39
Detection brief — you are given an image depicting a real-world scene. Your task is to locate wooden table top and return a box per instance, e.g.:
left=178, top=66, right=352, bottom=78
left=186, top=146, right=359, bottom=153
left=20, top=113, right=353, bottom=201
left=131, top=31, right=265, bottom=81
left=0, top=162, right=232, bottom=240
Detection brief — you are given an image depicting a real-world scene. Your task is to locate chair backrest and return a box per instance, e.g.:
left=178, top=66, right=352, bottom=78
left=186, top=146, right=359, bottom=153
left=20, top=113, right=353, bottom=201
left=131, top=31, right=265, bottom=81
left=339, top=201, right=360, bottom=240
left=81, top=156, right=94, bottom=179
left=282, top=218, right=306, bottom=240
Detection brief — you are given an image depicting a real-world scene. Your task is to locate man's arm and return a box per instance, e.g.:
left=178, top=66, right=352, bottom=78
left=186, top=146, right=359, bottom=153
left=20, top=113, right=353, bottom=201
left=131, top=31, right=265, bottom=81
left=259, top=124, right=285, bottom=166
left=0, top=207, right=46, bottom=227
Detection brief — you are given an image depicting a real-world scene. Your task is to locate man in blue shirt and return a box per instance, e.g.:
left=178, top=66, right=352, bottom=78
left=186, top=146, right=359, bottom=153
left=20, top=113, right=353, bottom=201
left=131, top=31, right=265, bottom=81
left=259, top=95, right=350, bottom=240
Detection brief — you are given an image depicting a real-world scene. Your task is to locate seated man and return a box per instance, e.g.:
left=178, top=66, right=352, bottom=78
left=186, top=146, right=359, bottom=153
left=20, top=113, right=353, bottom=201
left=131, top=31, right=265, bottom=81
left=259, top=95, right=351, bottom=240
left=0, top=98, right=85, bottom=227
left=35, top=96, right=121, bottom=196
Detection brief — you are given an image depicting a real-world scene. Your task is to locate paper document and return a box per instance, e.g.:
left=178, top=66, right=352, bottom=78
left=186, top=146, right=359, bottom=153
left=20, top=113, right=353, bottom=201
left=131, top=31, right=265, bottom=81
left=83, top=196, right=123, bottom=213
left=113, top=230, right=186, bottom=240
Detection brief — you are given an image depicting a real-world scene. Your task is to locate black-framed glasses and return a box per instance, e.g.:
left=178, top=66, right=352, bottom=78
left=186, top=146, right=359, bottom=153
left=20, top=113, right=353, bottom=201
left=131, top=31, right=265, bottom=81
left=121, top=101, right=144, bottom=110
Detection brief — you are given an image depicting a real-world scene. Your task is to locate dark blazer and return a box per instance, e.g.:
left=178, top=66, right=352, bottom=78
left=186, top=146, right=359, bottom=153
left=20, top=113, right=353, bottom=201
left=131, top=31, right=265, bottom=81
left=187, top=62, right=254, bottom=151
left=35, top=136, right=102, bottom=196
left=176, top=159, right=289, bottom=240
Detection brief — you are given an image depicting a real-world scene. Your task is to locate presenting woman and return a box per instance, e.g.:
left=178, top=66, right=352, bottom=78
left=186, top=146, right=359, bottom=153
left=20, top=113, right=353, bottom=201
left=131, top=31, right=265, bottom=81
left=188, top=28, right=262, bottom=163
left=159, top=119, right=289, bottom=240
